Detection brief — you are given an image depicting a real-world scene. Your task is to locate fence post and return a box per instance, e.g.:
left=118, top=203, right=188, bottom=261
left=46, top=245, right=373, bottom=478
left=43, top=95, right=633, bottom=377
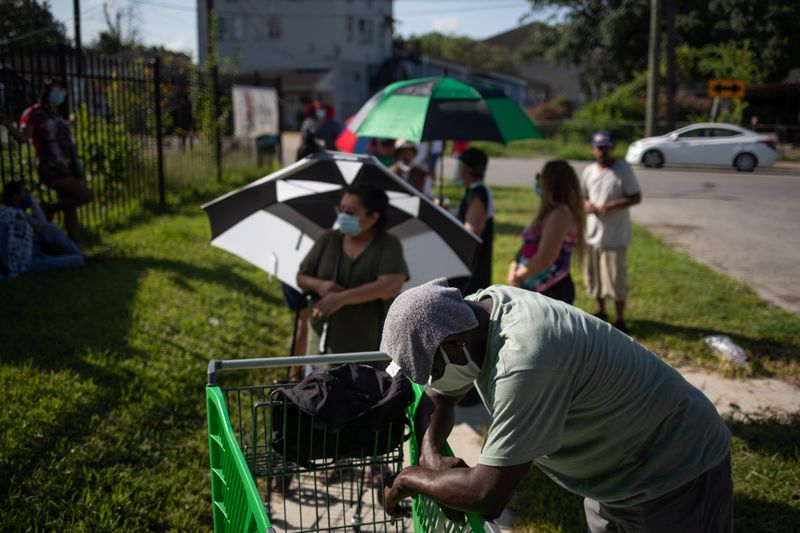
left=212, top=66, right=222, bottom=183
left=153, top=56, right=166, bottom=206
left=276, top=75, right=283, bottom=167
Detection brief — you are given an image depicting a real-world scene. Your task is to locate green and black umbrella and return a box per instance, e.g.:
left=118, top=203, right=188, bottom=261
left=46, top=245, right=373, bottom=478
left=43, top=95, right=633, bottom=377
left=346, top=76, right=542, bottom=143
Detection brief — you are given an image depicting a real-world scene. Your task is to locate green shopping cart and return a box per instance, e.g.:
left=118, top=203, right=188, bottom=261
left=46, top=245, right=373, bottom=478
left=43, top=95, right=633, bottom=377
left=206, top=352, right=500, bottom=533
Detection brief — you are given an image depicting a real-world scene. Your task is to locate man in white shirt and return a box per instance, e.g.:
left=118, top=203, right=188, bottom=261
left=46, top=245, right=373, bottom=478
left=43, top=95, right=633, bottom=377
left=581, top=131, right=641, bottom=332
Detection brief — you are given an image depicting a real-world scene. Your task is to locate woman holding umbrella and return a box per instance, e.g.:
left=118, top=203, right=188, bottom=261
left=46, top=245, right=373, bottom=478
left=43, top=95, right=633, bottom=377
left=297, top=184, right=409, bottom=356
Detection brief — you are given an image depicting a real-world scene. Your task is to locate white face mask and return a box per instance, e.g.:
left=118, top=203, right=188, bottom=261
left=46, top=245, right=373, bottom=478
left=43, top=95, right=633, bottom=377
left=429, top=344, right=481, bottom=394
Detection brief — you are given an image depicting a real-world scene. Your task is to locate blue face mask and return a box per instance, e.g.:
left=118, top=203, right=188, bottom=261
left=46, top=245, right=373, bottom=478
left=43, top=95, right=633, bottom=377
left=21, top=195, right=33, bottom=209
left=48, top=90, right=66, bottom=107
left=336, top=212, right=361, bottom=236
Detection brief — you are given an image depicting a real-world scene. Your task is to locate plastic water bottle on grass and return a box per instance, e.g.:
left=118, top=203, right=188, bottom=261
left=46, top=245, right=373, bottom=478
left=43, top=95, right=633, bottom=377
left=703, top=335, right=747, bottom=368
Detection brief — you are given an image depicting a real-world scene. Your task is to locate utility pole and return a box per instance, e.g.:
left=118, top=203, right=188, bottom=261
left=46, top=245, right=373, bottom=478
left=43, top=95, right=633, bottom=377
left=73, top=0, right=83, bottom=75
left=665, top=0, right=677, bottom=131
left=645, top=0, right=662, bottom=137
left=73, top=0, right=82, bottom=53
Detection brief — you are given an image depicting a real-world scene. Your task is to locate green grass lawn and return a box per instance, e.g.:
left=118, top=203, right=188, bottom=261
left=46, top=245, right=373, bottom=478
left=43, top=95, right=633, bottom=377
left=471, top=139, right=630, bottom=161
left=1, top=177, right=798, bottom=530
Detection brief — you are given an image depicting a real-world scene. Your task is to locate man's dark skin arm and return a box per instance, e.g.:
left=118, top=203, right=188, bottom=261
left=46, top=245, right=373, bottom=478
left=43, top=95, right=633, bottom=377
left=386, top=460, right=531, bottom=519
left=386, top=386, right=532, bottom=519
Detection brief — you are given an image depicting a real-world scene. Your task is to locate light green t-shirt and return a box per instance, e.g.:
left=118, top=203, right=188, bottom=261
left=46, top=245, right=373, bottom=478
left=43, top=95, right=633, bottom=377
left=463, top=285, right=730, bottom=507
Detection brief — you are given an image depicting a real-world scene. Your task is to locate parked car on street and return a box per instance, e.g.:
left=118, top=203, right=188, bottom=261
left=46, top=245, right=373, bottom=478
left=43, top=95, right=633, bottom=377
left=625, top=123, right=778, bottom=172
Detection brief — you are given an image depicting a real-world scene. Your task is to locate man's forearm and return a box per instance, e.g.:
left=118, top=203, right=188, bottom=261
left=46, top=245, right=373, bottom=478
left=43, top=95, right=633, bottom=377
left=605, top=193, right=642, bottom=211
left=393, top=466, right=502, bottom=517
left=416, top=393, right=459, bottom=466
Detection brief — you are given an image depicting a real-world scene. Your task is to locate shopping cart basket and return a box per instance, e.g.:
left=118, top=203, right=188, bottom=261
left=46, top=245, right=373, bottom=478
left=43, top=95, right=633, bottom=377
left=206, top=352, right=500, bottom=533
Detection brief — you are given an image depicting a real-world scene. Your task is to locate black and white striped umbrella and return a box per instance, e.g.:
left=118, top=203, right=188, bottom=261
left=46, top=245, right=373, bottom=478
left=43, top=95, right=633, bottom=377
left=202, top=151, right=481, bottom=291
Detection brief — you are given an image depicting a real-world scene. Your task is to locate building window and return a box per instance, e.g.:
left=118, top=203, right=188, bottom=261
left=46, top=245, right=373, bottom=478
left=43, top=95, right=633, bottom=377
left=268, top=15, right=282, bottom=38
left=346, top=16, right=354, bottom=42
left=357, top=18, right=373, bottom=44
left=217, top=17, right=227, bottom=41
left=230, top=16, right=245, bottom=41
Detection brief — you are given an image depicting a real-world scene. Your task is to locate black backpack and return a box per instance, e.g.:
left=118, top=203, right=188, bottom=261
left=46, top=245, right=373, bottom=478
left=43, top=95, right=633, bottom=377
left=271, top=364, right=414, bottom=468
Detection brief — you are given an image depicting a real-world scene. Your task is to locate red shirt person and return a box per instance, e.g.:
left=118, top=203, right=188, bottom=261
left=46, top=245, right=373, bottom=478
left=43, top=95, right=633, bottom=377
left=0, top=79, right=93, bottom=244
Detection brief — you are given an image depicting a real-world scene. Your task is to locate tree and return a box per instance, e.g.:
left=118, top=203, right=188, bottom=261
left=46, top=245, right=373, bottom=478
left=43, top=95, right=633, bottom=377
left=89, top=1, right=142, bottom=55
left=0, top=0, right=69, bottom=52
left=524, top=0, right=800, bottom=94
left=678, top=40, right=765, bottom=124
left=398, top=32, right=520, bottom=75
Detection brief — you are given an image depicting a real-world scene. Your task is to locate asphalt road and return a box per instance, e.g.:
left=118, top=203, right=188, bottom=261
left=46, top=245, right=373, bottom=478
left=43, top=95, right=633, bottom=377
left=441, top=156, right=800, bottom=314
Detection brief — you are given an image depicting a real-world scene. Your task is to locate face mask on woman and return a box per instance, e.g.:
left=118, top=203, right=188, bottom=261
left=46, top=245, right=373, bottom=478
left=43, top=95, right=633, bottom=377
left=48, top=90, right=66, bottom=107
left=534, top=173, right=542, bottom=197
left=336, top=212, right=361, bottom=236
left=429, top=344, right=481, bottom=394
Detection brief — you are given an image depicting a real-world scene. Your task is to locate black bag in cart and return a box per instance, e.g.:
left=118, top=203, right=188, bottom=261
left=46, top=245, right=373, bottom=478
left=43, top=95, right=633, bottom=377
left=271, top=363, right=414, bottom=468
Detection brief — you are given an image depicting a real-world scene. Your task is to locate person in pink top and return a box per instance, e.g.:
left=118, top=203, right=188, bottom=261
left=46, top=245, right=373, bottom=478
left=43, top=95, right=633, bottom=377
left=508, top=160, right=585, bottom=304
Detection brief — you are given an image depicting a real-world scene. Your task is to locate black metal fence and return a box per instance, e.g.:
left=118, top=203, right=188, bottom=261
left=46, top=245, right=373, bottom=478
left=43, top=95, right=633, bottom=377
left=0, top=46, right=219, bottom=232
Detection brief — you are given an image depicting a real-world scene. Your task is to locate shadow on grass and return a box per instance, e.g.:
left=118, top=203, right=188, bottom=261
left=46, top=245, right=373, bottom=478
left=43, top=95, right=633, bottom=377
left=734, top=494, right=800, bottom=532
left=509, top=465, right=585, bottom=533
left=628, top=319, right=799, bottom=373
left=494, top=221, right=527, bottom=239
left=0, top=252, right=281, bottom=501
left=728, top=415, right=800, bottom=461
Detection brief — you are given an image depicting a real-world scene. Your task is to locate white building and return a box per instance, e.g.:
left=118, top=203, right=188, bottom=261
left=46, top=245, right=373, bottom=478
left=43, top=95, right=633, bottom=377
left=197, top=0, right=394, bottom=128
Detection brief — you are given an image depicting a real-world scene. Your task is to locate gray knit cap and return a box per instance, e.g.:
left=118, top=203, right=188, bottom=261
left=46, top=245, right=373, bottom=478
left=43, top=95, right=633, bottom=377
left=380, top=278, right=478, bottom=384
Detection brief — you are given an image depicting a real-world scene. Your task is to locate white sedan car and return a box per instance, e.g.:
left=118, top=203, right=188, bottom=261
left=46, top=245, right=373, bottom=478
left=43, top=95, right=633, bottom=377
left=625, top=123, right=778, bottom=172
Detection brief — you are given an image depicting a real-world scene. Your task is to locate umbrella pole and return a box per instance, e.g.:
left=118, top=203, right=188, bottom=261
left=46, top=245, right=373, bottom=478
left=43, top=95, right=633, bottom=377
left=438, top=141, right=446, bottom=203
left=287, top=305, right=299, bottom=382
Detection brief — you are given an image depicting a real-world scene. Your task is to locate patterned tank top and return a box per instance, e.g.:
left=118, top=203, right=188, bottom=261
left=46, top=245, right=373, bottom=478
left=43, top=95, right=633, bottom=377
left=517, top=208, right=578, bottom=292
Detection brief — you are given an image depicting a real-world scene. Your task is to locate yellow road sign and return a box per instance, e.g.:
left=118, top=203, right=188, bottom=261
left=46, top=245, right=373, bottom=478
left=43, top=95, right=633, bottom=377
left=708, top=79, right=747, bottom=99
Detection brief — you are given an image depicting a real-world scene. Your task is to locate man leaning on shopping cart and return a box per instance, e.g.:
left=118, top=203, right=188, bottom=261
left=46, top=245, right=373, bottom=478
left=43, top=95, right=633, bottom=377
left=379, top=278, right=732, bottom=533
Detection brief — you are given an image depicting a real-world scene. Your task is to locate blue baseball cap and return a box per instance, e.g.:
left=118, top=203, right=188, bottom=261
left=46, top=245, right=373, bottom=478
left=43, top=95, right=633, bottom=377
left=591, top=131, right=614, bottom=147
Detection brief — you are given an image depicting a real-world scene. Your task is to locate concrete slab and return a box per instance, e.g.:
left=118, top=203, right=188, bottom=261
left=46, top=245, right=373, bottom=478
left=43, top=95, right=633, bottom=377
left=265, top=467, right=411, bottom=532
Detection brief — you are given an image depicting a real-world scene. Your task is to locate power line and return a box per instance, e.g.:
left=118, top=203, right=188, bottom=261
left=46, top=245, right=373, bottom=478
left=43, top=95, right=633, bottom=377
left=400, top=3, right=529, bottom=16
left=0, top=4, right=103, bottom=46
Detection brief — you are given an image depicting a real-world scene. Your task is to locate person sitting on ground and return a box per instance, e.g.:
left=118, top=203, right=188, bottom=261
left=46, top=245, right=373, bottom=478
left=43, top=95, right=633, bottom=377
left=379, top=279, right=732, bottom=532
left=0, top=181, right=84, bottom=280
left=297, top=184, right=408, bottom=356
left=0, top=79, right=93, bottom=244
left=508, top=160, right=585, bottom=304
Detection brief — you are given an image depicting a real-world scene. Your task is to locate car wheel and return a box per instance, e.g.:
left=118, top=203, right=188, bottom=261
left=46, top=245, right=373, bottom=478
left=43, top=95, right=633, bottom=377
left=734, top=153, right=757, bottom=172
left=641, top=149, right=664, bottom=168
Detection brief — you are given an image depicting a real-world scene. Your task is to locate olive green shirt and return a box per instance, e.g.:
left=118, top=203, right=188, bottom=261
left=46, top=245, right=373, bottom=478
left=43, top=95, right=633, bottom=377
left=464, top=285, right=730, bottom=507
left=300, top=229, right=409, bottom=354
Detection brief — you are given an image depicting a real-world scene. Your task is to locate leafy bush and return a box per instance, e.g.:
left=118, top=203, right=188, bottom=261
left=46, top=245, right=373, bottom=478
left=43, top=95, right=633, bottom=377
left=528, top=96, right=573, bottom=122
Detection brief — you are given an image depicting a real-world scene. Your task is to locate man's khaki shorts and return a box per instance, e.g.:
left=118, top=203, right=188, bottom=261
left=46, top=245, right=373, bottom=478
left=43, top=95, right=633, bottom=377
left=583, top=245, right=628, bottom=301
